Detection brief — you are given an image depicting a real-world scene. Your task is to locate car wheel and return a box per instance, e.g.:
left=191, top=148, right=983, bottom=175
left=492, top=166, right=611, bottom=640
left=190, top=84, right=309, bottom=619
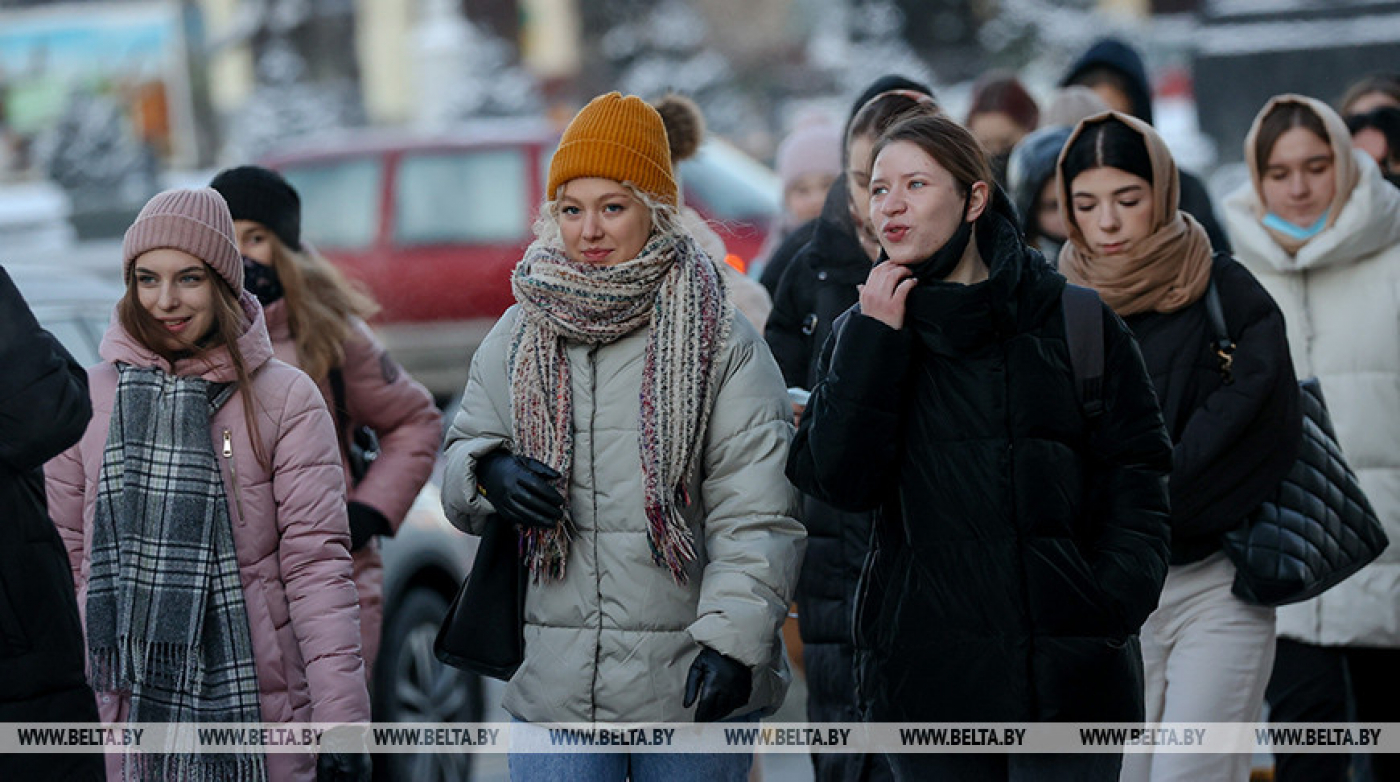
left=375, top=587, right=484, bottom=782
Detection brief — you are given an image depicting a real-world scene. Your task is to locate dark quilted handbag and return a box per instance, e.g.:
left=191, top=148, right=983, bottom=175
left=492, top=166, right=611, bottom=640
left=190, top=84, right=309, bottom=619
left=1202, top=281, right=1388, bottom=606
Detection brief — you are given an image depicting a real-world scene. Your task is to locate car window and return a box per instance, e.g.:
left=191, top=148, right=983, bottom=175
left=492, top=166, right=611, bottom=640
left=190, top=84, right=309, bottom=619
left=279, top=158, right=382, bottom=250
left=395, top=149, right=529, bottom=245
left=679, top=141, right=782, bottom=221
left=35, top=312, right=101, bottom=367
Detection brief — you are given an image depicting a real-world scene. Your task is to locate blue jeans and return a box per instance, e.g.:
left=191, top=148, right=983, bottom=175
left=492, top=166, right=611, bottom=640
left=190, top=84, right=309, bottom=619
left=888, top=751, right=1123, bottom=781
left=508, top=714, right=758, bottom=782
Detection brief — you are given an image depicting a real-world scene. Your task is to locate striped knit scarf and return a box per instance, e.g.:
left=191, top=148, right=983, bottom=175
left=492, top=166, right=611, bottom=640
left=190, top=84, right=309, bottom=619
left=509, top=231, right=732, bottom=585
left=88, top=364, right=265, bottom=782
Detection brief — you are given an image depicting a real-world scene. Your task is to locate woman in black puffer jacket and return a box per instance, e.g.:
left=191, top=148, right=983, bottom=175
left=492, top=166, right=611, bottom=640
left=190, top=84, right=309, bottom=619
left=789, top=113, right=1173, bottom=781
left=1058, top=112, right=1300, bottom=782
left=0, top=267, right=102, bottom=782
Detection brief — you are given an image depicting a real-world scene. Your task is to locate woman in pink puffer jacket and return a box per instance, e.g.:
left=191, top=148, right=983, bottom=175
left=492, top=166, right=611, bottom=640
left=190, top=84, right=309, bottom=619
left=210, top=165, right=442, bottom=680
left=45, top=188, right=371, bottom=782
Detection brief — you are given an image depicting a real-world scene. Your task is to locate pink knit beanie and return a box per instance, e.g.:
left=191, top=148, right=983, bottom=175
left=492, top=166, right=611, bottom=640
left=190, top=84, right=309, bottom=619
left=775, top=122, right=843, bottom=190
left=122, top=188, right=243, bottom=291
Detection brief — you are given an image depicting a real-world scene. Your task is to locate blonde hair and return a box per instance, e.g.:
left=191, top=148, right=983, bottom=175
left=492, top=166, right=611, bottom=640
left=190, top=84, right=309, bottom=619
left=265, top=237, right=379, bottom=382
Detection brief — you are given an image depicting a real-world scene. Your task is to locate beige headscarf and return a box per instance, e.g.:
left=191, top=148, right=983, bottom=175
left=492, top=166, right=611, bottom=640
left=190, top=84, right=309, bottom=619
left=1056, top=111, right=1213, bottom=316
left=1244, top=94, right=1361, bottom=256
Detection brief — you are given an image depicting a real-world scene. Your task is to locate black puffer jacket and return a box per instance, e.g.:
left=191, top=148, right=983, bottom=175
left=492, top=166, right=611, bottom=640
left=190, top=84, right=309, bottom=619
left=788, top=200, right=1173, bottom=722
left=758, top=218, right=818, bottom=299
left=766, top=177, right=873, bottom=390
left=765, top=173, right=893, bottom=782
left=0, top=267, right=102, bottom=780
left=1125, top=254, right=1301, bottom=565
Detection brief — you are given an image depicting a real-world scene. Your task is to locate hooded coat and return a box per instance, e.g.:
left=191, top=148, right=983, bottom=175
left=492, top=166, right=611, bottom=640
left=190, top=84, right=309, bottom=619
left=45, top=293, right=370, bottom=781
left=0, top=267, right=103, bottom=781
left=441, top=305, right=805, bottom=723
left=1061, top=37, right=1233, bottom=254
left=262, top=299, right=441, bottom=675
left=1224, top=94, right=1400, bottom=648
left=788, top=197, right=1173, bottom=721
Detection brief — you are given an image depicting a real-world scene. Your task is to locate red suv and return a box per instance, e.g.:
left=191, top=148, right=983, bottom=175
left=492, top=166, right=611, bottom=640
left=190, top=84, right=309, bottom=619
left=262, top=120, right=779, bottom=400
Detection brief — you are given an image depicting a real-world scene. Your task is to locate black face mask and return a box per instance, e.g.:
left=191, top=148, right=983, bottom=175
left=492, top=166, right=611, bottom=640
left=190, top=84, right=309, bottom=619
left=906, top=196, right=975, bottom=283
left=242, top=256, right=284, bottom=306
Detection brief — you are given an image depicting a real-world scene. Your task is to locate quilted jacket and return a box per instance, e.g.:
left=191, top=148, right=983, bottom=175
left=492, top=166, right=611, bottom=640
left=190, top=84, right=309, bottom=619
left=1225, top=147, right=1400, bottom=647
left=788, top=200, right=1173, bottom=722
left=263, top=300, right=441, bottom=673
left=45, top=292, right=370, bottom=781
left=441, top=305, right=805, bottom=723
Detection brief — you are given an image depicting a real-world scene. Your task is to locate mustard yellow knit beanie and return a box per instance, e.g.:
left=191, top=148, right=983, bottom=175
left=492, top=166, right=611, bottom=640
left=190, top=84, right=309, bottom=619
left=547, top=92, right=678, bottom=207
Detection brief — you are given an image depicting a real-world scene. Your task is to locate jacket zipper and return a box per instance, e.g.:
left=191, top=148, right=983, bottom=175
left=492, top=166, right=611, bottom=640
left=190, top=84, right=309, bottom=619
left=585, top=344, right=602, bottom=723
left=222, top=429, right=246, bottom=525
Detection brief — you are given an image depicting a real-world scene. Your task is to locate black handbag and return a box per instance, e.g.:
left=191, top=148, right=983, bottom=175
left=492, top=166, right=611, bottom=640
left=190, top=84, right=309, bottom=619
left=328, top=367, right=380, bottom=485
left=434, top=517, right=526, bottom=680
left=1203, top=281, right=1389, bottom=606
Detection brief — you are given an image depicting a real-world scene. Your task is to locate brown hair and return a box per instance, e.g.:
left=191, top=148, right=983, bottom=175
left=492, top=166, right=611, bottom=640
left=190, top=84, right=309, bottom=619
left=871, top=113, right=995, bottom=205
left=1340, top=73, right=1400, bottom=117
left=846, top=93, right=939, bottom=167
left=264, top=236, right=379, bottom=383
left=965, top=70, right=1040, bottom=132
left=1255, top=102, right=1331, bottom=171
left=118, top=267, right=270, bottom=470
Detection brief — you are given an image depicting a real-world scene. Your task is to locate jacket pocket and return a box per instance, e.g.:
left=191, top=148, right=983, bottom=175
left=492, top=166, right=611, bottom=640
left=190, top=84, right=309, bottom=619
left=1025, top=539, right=1122, bottom=637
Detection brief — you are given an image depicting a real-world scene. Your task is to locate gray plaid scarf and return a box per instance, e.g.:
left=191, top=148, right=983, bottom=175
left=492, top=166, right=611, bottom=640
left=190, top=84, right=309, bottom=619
left=88, top=364, right=265, bottom=781
left=509, top=232, right=732, bottom=585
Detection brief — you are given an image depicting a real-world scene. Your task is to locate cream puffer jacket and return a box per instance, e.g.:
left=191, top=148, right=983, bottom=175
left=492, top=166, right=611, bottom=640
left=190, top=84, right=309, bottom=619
left=442, top=305, right=805, bottom=722
left=1224, top=151, right=1400, bottom=647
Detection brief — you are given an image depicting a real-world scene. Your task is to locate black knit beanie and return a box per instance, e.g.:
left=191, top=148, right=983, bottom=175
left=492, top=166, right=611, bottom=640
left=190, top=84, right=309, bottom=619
left=848, top=75, right=936, bottom=125
left=209, top=165, right=303, bottom=251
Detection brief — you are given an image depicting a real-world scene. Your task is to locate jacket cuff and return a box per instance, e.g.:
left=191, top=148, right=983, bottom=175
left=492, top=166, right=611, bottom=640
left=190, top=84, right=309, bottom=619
left=347, top=501, right=392, bottom=550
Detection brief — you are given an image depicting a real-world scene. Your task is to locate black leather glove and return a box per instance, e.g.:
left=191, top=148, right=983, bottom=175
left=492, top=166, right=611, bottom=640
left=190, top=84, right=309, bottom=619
left=683, top=646, right=753, bottom=722
left=347, top=501, right=391, bottom=551
left=315, top=750, right=370, bottom=782
left=476, top=450, right=565, bottom=530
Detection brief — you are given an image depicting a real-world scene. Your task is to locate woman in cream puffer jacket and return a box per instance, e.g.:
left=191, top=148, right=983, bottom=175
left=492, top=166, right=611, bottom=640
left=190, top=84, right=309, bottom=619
left=1223, top=93, right=1400, bottom=782
left=441, top=94, right=803, bottom=782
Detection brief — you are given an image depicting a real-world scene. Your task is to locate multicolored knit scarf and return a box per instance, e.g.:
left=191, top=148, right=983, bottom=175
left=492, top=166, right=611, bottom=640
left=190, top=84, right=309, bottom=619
left=509, top=231, right=731, bottom=584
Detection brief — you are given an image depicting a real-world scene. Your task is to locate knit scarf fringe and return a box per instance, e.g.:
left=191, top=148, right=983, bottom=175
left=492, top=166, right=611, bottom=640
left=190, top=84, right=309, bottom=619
left=509, top=232, right=731, bottom=585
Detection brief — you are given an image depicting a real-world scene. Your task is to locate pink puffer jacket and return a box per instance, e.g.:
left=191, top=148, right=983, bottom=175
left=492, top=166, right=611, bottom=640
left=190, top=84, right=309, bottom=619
left=263, top=300, right=441, bottom=674
left=45, top=293, right=370, bottom=781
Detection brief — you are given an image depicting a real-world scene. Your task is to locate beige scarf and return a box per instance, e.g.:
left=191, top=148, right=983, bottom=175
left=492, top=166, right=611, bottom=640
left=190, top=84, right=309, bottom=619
left=508, top=231, right=731, bottom=584
left=1056, top=111, right=1213, bottom=316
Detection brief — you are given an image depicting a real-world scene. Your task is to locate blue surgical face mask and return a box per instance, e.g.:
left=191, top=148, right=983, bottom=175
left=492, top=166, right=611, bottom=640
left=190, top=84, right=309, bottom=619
left=1263, top=210, right=1329, bottom=242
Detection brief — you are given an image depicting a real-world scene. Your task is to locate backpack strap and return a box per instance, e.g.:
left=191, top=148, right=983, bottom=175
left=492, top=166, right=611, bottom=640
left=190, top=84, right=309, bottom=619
left=328, top=366, right=351, bottom=436
left=1062, top=283, right=1105, bottom=420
